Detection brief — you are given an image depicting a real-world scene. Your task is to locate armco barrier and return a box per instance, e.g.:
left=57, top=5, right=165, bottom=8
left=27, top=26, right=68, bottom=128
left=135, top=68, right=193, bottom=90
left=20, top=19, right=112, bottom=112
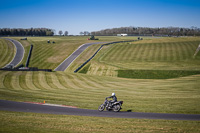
left=25, top=44, right=33, bottom=67
left=0, top=67, right=52, bottom=72
left=74, top=40, right=137, bottom=73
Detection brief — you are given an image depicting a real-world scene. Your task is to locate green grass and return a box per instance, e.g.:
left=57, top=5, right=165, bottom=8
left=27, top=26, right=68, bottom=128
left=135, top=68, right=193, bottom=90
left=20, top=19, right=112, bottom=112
left=1, top=111, right=200, bottom=133
left=0, top=39, right=15, bottom=67
left=8, top=36, right=138, bottom=70
left=118, top=70, right=200, bottom=79
left=79, top=37, right=200, bottom=77
left=1, top=36, right=200, bottom=132
left=0, top=71, right=200, bottom=114
left=79, top=63, right=91, bottom=74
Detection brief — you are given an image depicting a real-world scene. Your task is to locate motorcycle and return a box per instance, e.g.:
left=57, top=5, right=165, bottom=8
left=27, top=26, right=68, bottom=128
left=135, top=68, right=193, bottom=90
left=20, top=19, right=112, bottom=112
left=98, top=98, right=123, bottom=112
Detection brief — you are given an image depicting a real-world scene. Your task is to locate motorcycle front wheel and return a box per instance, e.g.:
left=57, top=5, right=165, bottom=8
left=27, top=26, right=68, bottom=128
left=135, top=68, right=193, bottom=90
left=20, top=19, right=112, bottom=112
left=98, top=104, right=105, bottom=112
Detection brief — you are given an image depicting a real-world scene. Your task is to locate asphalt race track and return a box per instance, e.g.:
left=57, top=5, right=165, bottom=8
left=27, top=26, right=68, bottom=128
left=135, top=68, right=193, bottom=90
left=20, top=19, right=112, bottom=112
left=54, top=42, right=107, bottom=71
left=0, top=100, right=200, bottom=121
left=1, top=39, right=199, bottom=121
left=2, top=38, right=24, bottom=68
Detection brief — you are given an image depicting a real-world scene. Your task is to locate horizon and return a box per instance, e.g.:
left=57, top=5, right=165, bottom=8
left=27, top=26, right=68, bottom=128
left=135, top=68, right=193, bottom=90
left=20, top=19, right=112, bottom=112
left=0, top=0, right=200, bottom=35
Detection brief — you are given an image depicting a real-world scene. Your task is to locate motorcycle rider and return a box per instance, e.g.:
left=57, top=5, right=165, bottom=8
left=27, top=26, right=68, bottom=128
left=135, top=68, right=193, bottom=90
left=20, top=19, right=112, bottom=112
left=106, top=93, right=117, bottom=108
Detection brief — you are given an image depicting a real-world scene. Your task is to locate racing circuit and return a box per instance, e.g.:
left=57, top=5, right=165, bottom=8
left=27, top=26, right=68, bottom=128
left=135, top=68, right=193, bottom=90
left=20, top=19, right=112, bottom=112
left=1, top=38, right=200, bottom=121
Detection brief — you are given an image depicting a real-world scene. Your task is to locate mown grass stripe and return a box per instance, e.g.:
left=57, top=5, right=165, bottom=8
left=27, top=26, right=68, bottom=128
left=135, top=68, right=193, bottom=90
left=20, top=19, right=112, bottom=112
left=160, top=43, right=166, bottom=61
left=0, top=40, right=8, bottom=64
left=111, top=45, right=124, bottom=61
left=25, top=72, right=39, bottom=90
left=10, top=71, right=23, bottom=90
left=135, top=44, right=144, bottom=61
left=0, top=71, right=10, bottom=88
left=75, top=74, right=100, bottom=89
left=45, top=72, right=59, bottom=89
left=55, top=72, right=72, bottom=89
left=184, top=42, right=195, bottom=57
left=3, top=74, right=13, bottom=90
left=142, top=44, right=150, bottom=61
left=38, top=72, right=52, bottom=90
left=169, top=43, right=174, bottom=61
left=78, top=76, right=103, bottom=89
left=102, top=45, right=116, bottom=61
left=181, top=43, right=190, bottom=59
left=0, top=39, right=15, bottom=68
left=174, top=43, right=181, bottom=60
left=120, top=44, right=131, bottom=61
left=130, top=44, right=140, bottom=61
left=50, top=72, right=66, bottom=89
left=70, top=74, right=94, bottom=89
left=62, top=74, right=79, bottom=89
left=83, top=75, right=110, bottom=88
left=19, top=72, right=30, bottom=90
left=32, top=72, right=46, bottom=90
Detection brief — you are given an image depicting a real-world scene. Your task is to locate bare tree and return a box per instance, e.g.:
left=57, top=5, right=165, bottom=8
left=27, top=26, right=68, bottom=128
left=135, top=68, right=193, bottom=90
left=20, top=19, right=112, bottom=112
left=83, top=31, right=90, bottom=36
left=58, top=30, right=63, bottom=36
left=64, top=31, right=68, bottom=36
left=80, top=31, right=84, bottom=36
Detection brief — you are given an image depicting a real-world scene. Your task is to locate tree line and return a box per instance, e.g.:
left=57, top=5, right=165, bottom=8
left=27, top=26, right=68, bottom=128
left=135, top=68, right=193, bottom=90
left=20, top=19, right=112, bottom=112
left=91, top=26, right=200, bottom=36
left=0, top=28, right=54, bottom=36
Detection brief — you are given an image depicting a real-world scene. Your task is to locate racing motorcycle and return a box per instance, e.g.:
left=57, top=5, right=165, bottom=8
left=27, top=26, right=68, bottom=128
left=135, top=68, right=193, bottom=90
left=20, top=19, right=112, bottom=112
left=98, top=98, right=123, bottom=112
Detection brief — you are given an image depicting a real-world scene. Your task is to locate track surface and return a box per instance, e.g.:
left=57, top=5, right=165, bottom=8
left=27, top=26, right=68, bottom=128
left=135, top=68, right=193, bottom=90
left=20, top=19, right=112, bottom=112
left=0, top=100, right=200, bottom=121
left=2, top=38, right=24, bottom=68
left=54, top=42, right=107, bottom=71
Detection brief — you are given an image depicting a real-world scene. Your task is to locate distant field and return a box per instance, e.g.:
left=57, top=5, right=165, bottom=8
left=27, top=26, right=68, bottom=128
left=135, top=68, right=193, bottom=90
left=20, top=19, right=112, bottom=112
left=80, top=37, right=200, bottom=78
left=0, top=39, right=15, bottom=68
left=9, top=36, right=138, bottom=70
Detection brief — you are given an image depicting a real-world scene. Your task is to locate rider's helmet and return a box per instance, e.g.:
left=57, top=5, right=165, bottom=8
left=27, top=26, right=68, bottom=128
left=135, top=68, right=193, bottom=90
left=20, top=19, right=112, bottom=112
left=112, top=93, right=115, bottom=96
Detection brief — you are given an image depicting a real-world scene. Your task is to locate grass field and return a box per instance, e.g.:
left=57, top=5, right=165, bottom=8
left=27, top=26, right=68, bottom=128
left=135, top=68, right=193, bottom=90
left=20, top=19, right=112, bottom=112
left=0, top=39, right=15, bottom=68
left=9, top=36, right=138, bottom=70
left=1, top=111, right=200, bottom=133
left=0, top=36, right=200, bottom=132
left=79, top=37, right=200, bottom=78
left=0, top=70, right=199, bottom=114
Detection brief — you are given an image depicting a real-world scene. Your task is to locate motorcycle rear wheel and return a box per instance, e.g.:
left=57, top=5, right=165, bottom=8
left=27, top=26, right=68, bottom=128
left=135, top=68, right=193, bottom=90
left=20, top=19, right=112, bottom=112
left=113, top=104, right=121, bottom=112
left=98, top=104, right=105, bottom=112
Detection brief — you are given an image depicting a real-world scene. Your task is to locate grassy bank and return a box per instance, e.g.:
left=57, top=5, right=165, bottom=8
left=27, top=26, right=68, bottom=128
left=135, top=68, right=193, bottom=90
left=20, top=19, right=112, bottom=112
left=80, top=37, right=200, bottom=77
left=0, top=71, right=199, bottom=114
left=0, top=111, right=200, bottom=133
left=1, top=36, right=200, bottom=132
left=0, top=39, right=15, bottom=68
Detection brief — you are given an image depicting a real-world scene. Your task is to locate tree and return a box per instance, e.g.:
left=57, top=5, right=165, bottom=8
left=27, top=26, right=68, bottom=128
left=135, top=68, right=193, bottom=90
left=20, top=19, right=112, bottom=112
left=64, top=31, right=68, bottom=36
left=79, top=31, right=84, bottom=36
left=83, top=31, right=90, bottom=36
left=58, top=30, right=63, bottom=36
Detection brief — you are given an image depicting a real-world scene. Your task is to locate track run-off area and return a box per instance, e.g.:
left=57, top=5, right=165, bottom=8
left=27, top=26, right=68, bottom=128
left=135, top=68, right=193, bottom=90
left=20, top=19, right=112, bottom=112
left=1, top=100, right=200, bottom=121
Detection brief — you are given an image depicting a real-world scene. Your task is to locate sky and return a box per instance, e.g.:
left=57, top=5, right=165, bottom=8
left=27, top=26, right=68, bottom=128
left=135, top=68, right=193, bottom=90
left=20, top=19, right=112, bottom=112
left=0, top=0, right=200, bottom=35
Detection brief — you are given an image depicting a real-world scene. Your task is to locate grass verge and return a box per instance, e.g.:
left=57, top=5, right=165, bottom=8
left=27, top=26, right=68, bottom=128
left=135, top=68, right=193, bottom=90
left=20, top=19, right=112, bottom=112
left=0, top=111, right=200, bottom=133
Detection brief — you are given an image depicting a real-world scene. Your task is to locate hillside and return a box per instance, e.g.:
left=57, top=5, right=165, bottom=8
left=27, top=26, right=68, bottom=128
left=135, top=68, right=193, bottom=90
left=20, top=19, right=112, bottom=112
left=77, top=37, right=200, bottom=78
left=1, top=36, right=200, bottom=132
